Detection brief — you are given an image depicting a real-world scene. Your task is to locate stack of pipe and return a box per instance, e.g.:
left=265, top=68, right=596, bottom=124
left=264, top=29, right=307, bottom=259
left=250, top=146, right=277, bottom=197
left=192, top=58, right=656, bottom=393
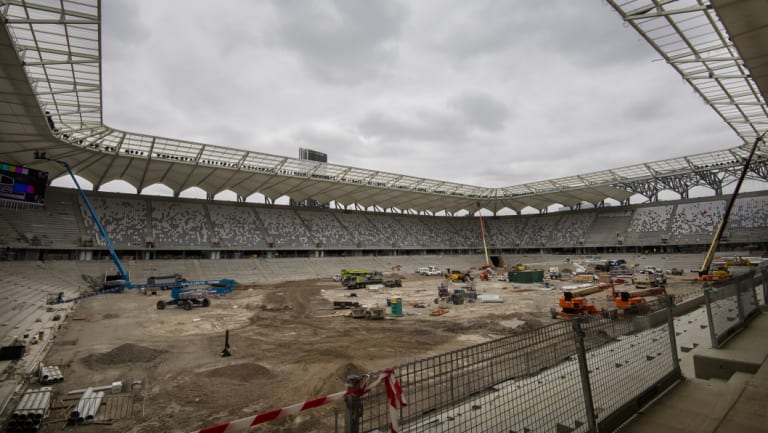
left=39, top=366, right=63, bottom=385
left=69, top=388, right=104, bottom=424
left=7, top=387, right=52, bottom=433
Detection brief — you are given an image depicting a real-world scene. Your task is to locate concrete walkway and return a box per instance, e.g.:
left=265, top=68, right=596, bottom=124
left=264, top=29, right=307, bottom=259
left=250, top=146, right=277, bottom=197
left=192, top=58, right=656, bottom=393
left=618, top=310, right=768, bottom=433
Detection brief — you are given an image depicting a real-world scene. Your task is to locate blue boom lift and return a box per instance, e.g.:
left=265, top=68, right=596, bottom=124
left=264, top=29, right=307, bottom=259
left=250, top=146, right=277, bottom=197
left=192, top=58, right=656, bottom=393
left=34, top=152, right=235, bottom=305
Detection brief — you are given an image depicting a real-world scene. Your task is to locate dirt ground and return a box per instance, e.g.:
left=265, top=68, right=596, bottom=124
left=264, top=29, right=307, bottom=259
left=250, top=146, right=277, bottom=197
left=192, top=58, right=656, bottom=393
left=32, top=270, right=700, bottom=433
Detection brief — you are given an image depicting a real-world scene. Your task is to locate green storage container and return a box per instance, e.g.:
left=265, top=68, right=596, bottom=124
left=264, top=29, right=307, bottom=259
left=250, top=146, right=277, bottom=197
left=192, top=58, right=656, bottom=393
left=390, top=296, right=403, bottom=317
left=507, top=270, right=544, bottom=283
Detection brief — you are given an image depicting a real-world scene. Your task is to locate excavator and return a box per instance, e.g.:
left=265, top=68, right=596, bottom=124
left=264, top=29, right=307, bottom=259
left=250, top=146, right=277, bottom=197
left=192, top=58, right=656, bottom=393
left=698, top=131, right=765, bottom=282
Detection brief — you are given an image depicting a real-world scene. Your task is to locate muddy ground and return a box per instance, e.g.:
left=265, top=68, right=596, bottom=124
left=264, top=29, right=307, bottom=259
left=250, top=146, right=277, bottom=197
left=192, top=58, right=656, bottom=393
left=31, top=271, right=700, bottom=433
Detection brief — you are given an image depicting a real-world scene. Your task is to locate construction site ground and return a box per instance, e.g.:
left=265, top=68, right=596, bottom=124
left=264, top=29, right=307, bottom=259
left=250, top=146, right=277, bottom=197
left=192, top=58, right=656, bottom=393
left=8, top=265, right=707, bottom=433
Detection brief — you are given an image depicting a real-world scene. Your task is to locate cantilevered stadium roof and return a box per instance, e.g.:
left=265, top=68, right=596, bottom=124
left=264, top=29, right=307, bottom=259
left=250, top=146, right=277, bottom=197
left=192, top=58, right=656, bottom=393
left=0, top=0, right=765, bottom=214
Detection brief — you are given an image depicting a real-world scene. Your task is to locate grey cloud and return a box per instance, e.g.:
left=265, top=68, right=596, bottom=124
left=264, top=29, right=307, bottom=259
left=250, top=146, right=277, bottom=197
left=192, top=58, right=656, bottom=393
left=428, top=1, right=530, bottom=59
left=358, top=108, right=466, bottom=143
left=449, top=91, right=511, bottom=132
left=357, top=92, right=511, bottom=144
left=429, top=1, right=650, bottom=68
left=270, top=0, right=408, bottom=84
left=101, top=0, right=149, bottom=52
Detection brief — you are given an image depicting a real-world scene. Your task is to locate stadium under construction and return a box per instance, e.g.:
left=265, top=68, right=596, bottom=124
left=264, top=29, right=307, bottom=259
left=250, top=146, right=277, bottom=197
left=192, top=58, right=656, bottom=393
left=0, top=1, right=766, bottom=433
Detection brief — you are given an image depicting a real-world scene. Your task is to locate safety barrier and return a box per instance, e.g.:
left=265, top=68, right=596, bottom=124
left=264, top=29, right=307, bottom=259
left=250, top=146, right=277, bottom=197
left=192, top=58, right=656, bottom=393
left=354, top=301, right=681, bottom=433
left=703, top=270, right=763, bottom=349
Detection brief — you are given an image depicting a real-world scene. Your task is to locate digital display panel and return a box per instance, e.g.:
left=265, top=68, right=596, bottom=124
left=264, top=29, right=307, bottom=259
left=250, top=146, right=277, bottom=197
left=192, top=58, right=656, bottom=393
left=0, top=162, right=48, bottom=205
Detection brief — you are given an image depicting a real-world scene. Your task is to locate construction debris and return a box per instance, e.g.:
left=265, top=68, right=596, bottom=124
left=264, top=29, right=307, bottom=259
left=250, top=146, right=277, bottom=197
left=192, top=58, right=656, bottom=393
left=8, top=387, right=52, bottom=433
left=39, top=365, right=63, bottom=385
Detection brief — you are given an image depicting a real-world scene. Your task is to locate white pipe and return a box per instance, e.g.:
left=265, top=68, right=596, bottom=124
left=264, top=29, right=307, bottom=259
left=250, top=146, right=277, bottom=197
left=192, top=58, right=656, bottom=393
left=71, top=388, right=94, bottom=420
left=23, top=391, right=43, bottom=420
left=11, top=392, right=33, bottom=419
left=77, top=390, right=97, bottom=423
left=67, top=384, right=113, bottom=395
left=33, top=389, right=51, bottom=420
left=83, top=391, right=104, bottom=421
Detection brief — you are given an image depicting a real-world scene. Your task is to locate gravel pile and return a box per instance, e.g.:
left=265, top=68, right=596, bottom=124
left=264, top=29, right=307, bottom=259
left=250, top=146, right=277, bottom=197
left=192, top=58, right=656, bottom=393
left=82, top=343, right=167, bottom=368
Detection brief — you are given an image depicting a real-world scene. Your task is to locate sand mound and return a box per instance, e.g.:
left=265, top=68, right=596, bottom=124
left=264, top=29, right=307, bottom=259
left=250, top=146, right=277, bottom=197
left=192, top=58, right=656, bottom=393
left=81, top=343, right=166, bottom=368
left=201, top=363, right=273, bottom=381
left=334, top=362, right=368, bottom=380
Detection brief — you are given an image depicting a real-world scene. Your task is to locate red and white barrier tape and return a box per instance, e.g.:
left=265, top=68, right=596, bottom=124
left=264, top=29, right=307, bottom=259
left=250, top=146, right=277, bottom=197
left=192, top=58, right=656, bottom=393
left=191, top=368, right=406, bottom=433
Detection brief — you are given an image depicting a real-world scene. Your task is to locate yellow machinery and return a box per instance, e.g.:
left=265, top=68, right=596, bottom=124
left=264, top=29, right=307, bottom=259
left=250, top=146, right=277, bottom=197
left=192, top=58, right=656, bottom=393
left=701, top=258, right=754, bottom=282
left=449, top=270, right=471, bottom=282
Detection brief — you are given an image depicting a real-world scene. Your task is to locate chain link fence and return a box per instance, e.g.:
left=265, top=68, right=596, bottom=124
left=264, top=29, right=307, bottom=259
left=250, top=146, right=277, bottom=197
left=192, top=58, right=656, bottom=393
left=703, top=270, right=764, bottom=348
left=354, top=300, right=681, bottom=433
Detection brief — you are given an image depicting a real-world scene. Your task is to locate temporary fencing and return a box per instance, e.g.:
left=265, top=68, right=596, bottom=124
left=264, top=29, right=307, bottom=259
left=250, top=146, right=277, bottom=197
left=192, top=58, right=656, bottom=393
left=703, top=269, right=764, bottom=348
left=190, top=369, right=405, bottom=433
left=189, top=281, right=767, bottom=433
left=356, top=300, right=681, bottom=433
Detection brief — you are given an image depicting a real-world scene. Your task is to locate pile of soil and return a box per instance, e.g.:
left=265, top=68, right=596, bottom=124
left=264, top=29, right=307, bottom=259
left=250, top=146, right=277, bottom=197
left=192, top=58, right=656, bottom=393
left=201, top=362, right=273, bottom=381
left=81, top=343, right=167, bottom=368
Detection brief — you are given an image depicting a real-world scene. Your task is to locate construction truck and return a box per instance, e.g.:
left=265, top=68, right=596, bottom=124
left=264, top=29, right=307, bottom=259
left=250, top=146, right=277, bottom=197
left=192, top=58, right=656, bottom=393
left=631, top=268, right=666, bottom=288
left=417, top=266, right=441, bottom=276
left=383, top=279, right=402, bottom=288
left=340, top=269, right=384, bottom=289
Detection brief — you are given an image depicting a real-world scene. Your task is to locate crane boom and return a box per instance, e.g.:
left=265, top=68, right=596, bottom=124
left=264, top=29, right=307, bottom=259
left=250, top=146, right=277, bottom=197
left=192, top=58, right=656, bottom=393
left=34, top=152, right=129, bottom=283
left=699, top=131, right=766, bottom=277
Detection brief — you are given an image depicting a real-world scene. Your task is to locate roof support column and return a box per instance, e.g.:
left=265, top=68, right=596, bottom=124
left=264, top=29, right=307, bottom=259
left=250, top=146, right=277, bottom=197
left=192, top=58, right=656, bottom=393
left=619, top=179, right=659, bottom=202
left=658, top=173, right=697, bottom=199
left=748, top=160, right=768, bottom=182
left=694, top=170, right=723, bottom=196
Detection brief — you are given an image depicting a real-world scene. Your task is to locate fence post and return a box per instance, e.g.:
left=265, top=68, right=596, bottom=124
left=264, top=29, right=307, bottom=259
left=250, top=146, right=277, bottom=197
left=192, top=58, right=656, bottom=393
left=665, top=295, right=681, bottom=375
left=703, top=288, right=719, bottom=349
left=750, top=273, right=760, bottom=317
left=344, top=375, right=363, bottom=433
left=736, top=277, right=745, bottom=325
left=571, top=319, right=597, bottom=432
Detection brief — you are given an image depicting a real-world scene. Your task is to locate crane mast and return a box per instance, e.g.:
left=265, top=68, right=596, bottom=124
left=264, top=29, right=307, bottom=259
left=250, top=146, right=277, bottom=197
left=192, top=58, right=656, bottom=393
left=698, top=131, right=766, bottom=278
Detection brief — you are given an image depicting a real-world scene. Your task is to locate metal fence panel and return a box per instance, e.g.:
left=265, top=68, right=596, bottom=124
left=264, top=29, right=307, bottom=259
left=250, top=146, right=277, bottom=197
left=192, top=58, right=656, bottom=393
left=704, top=283, right=742, bottom=348
left=580, top=310, right=680, bottom=432
left=352, top=298, right=684, bottom=433
left=737, top=276, right=760, bottom=323
left=703, top=271, right=761, bottom=348
left=359, top=320, right=592, bottom=433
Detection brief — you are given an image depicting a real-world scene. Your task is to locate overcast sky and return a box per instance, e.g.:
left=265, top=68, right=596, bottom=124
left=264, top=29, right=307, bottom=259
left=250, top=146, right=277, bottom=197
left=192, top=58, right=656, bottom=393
left=99, top=0, right=739, bottom=191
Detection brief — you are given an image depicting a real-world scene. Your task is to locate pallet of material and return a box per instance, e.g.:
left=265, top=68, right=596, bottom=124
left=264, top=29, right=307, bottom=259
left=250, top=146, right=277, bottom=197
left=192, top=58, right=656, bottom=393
left=333, top=301, right=361, bottom=310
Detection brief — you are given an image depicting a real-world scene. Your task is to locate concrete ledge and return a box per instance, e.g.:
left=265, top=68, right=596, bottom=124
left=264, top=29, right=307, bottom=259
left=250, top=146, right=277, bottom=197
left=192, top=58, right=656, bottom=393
left=714, top=358, right=768, bottom=433
left=693, top=312, right=768, bottom=380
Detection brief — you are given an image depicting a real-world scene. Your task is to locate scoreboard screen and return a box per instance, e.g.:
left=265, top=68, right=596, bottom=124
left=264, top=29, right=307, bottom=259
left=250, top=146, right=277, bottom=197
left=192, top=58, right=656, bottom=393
left=0, top=162, right=48, bottom=205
